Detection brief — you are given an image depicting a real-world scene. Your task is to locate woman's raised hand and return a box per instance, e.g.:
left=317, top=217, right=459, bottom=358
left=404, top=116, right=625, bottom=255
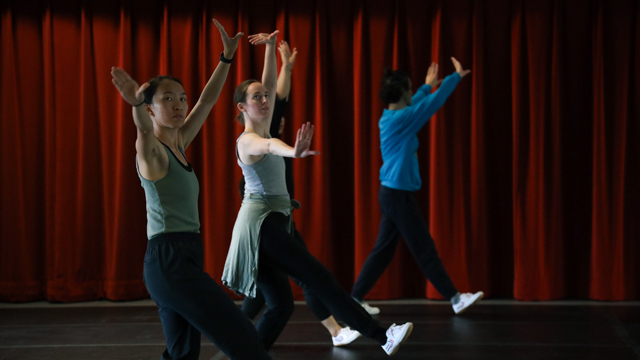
left=248, top=30, right=279, bottom=46
left=292, top=122, right=320, bottom=158
left=278, top=41, right=298, bottom=71
left=451, top=57, right=471, bottom=78
left=111, top=67, right=149, bottom=106
left=213, top=18, right=243, bottom=58
left=425, top=62, right=442, bottom=87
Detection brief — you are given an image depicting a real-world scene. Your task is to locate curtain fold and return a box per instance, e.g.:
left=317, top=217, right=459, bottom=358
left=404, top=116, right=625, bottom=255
left=1, top=0, right=637, bottom=302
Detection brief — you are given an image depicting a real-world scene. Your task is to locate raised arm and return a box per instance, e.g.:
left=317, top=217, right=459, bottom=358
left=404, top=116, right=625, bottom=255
left=412, top=62, right=441, bottom=104
left=180, top=19, right=244, bottom=149
left=276, top=41, right=297, bottom=100
left=269, top=41, right=298, bottom=138
left=110, top=67, right=158, bottom=162
left=402, top=57, right=471, bottom=133
left=249, top=31, right=279, bottom=104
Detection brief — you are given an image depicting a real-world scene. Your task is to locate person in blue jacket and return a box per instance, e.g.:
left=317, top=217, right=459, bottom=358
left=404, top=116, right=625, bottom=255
left=352, top=58, right=484, bottom=316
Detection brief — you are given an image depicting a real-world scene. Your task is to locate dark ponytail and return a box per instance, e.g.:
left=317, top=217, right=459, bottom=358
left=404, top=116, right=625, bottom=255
left=234, top=79, right=259, bottom=125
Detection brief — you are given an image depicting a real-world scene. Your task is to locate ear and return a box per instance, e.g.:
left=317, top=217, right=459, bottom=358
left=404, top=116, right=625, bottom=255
left=145, top=104, right=154, bottom=117
left=236, top=102, right=246, bottom=113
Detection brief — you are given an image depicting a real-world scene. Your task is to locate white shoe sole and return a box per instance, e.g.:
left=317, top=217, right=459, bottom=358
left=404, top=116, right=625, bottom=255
left=455, top=292, right=484, bottom=315
left=387, top=323, right=413, bottom=356
left=333, top=332, right=361, bottom=347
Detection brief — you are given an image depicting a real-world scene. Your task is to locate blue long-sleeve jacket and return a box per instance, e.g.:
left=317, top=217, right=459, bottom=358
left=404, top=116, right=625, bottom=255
left=379, top=72, right=461, bottom=191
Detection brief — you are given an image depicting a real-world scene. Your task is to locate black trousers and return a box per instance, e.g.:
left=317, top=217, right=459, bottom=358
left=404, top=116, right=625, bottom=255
left=143, top=233, right=271, bottom=360
left=351, top=185, right=459, bottom=301
left=254, top=212, right=387, bottom=350
left=241, top=221, right=332, bottom=322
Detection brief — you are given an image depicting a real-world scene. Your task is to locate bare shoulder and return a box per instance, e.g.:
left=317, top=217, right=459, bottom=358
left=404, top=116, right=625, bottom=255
left=237, top=132, right=267, bottom=165
left=238, top=131, right=263, bottom=145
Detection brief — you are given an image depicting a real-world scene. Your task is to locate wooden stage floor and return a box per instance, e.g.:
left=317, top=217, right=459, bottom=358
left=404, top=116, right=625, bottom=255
left=1, top=299, right=639, bottom=359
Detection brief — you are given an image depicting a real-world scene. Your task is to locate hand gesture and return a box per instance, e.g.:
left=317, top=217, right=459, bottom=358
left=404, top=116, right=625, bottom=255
left=451, top=57, right=471, bottom=78
left=425, top=62, right=442, bottom=87
left=213, top=19, right=244, bottom=59
left=111, top=67, right=149, bottom=106
left=248, top=30, right=279, bottom=46
left=278, top=41, right=298, bottom=71
left=293, top=122, right=320, bottom=158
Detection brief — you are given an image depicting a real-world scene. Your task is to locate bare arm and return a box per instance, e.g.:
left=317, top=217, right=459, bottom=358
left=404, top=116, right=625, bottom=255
left=239, top=133, right=296, bottom=159
left=246, top=31, right=279, bottom=135
left=248, top=31, right=279, bottom=107
left=180, top=19, right=244, bottom=149
left=238, top=122, right=319, bottom=164
left=110, top=67, right=159, bottom=163
left=276, top=41, right=297, bottom=100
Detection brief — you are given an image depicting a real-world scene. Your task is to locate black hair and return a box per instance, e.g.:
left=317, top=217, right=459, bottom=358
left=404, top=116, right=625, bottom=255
left=378, top=68, right=410, bottom=104
left=142, top=75, right=184, bottom=104
left=234, top=79, right=259, bottom=125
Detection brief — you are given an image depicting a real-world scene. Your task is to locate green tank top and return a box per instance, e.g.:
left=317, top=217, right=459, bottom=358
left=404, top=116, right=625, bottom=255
left=136, top=143, right=200, bottom=239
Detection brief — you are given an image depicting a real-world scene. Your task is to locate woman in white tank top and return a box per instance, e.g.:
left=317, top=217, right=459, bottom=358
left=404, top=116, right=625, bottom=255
left=222, top=30, right=414, bottom=356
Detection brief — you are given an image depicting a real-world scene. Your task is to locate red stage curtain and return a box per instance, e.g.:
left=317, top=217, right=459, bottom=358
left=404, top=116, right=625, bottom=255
left=1, top=0, right=638, bottom=302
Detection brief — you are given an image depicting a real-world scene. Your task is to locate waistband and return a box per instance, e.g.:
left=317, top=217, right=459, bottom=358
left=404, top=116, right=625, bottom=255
left=380, top=184, right=417, bottom=194
left=243, top=193, right=301, bottom=209
left=148, top=232, right=201, bottom=247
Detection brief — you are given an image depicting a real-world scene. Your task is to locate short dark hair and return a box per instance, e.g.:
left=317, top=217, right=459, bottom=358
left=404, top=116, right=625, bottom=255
left=379, top=68, right=410, bottom=104
left=234, top=79, right=259, bottom=125
left=143, top=76, right=183, bottom=104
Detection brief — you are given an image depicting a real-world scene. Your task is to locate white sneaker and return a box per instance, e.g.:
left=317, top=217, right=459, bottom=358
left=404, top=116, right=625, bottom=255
left=357, top=300, right=380, bottom=315
left=382, top=322, right=413, bottom=356
left=452, top=291, right=484, bottom=314
left=332, top=327, right=361, bottom=346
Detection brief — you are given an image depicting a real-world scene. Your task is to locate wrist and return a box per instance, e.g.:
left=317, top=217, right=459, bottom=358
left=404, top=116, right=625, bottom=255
left=133, top=99, right=146, bottom=107
left=223, top=48, right=236, bottom=58
left=220, top=51, right=233, bottom=63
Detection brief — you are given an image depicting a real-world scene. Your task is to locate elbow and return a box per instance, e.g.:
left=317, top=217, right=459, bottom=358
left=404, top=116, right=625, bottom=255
left=265, top=139, right=273, bottom=154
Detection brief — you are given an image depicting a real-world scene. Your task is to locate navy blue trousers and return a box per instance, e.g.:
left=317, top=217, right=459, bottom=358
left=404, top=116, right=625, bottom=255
left=143, top=233, right=271, bottom=360
left=351, top=185, right=459, bottom=301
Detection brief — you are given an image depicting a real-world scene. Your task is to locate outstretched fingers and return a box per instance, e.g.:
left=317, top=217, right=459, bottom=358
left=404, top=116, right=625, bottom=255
left=111, top=67, right=129, bottom=86
left=299, top=122, right=314, bottom=141
left=110, top=66, right=145, bottom=105
left=213, top=18, right=244, bottom=40
left=451, top=57, right=471, bottom=77
left=268, top=30, right=279, bottom=40
left=248, top=30, right=279, bottom=45
left=295, top=122, right=320, bottom=158
left=110, top=67, right=130, bottom=90
left=213, top=19, right=243, bottom=54
left=305, top=123, right=315, bottom=141
left=213, top=19, right=228, bottom=38
left=279, top=41, right=290, bottom=55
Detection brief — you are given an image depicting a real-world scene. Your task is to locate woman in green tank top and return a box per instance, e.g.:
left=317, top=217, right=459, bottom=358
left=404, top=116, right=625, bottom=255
left=110, top=19, right=271, bottom=360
